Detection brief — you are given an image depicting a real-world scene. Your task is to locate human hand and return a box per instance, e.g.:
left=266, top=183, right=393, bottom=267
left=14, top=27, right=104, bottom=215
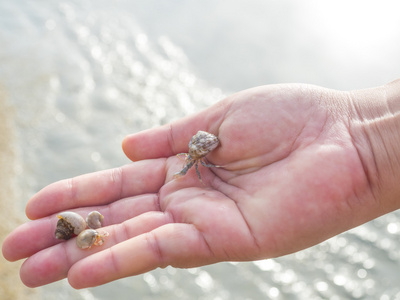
left=3, top=83, right=398, bottom=289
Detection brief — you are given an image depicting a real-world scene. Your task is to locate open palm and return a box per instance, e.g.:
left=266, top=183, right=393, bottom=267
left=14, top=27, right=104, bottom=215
left=3, top=84, right=378, bottom=289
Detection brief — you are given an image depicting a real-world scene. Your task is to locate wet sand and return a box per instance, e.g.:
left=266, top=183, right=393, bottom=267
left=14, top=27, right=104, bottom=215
left=0, top=88, right=37, bottom=299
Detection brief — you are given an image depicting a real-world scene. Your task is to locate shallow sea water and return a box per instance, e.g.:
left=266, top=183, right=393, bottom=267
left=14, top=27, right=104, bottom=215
left=1, top=1, right=400, bottom=299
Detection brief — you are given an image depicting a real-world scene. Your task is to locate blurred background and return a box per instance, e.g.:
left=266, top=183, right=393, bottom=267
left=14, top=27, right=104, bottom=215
left=1, top=0, right=400, bottom=299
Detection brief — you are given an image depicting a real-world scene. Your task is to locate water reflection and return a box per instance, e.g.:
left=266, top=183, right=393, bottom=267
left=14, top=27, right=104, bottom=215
left=1, top=0, right=400, bottom=299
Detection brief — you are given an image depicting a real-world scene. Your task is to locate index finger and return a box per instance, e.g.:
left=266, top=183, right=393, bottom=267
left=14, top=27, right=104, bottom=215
left=26, top=158, right=166, bottom=220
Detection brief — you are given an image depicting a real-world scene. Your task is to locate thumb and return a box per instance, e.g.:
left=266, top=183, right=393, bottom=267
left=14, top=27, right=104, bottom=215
left=122, top=101, right=228, bottom=161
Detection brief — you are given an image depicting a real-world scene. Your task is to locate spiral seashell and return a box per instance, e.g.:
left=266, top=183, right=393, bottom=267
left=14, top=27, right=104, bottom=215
left=55, top=212, right=87, bottom=240
left=188, top=131, right=219, bottom=159
left=76, top=229, right=109, bottom=249
left=86, top=211, right=104, bottom=229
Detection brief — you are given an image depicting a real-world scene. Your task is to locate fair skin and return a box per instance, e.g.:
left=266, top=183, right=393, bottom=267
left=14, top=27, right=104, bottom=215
left=2, top=80, right=400, bottom=289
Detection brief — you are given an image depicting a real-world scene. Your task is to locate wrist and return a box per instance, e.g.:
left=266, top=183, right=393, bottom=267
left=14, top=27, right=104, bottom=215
left=349, top=79, right=400, bottom=213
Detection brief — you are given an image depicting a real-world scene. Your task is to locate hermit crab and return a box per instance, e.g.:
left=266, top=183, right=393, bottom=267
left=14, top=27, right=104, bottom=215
left=55, top=210, right=109, bottom=249
left=173, top=130, right=220, bottom=183
left=76, top=229, right=109, bottom=249
left=54, top=212, right=87, bottom=240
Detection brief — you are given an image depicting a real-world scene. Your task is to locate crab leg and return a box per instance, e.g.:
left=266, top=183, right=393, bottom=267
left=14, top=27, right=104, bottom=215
left=200, top=159, right=220, bottom=168
left=173, top=160, right=195, bottom=178
left=194, top=162, right=203, bottom=183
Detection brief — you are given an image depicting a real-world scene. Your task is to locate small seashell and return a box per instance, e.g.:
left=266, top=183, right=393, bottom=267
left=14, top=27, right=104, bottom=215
left=55, top=212, right=87, bottom=240
left=76, top=229, right=109, bottom=249
left=188, top=131, right=219, bottom=160
left=76, top=229, right=97, bottom=249
left=86, top=211, right=104, bottom=229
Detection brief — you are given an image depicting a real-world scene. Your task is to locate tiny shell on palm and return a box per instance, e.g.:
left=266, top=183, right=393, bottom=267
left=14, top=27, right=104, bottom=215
left=86, top=211, right=104, bottom=229
left=188, top=131, right=219, bottom=159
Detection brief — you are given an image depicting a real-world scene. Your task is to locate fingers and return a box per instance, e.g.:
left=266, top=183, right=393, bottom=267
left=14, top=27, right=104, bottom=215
left=19, top=211, right=171, bottom=287
left=122, top=100, right=229, bottom=161
left=68, top=223, right=215, bottom=289
left=3, top=194, right=159, bottom=262
left=2, top=218, right=54, bottom=262
left=26, top=159, right=166, bottom=220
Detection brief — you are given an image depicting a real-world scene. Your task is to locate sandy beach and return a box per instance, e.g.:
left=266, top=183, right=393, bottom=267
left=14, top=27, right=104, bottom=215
left=0, top=88, right=37, bottom=299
